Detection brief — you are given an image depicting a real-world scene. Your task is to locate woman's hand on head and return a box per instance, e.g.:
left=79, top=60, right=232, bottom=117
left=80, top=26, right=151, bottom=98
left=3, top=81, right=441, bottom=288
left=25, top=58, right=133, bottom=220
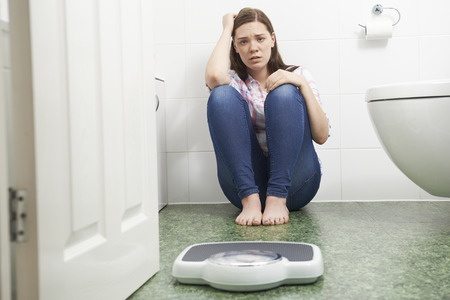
left=265, top=69, right=303, bottom=92
left=222, top=13, right=236, bottom=31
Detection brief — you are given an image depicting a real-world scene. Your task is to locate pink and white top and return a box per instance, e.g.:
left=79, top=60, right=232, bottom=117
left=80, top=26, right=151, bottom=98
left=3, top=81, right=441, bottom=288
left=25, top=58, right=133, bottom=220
left=228, top=66, right=328, bottom=155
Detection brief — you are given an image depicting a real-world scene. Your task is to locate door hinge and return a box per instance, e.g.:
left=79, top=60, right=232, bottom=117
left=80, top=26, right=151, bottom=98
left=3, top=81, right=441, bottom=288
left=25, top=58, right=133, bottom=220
left=9, top=188, right=27, bottom=242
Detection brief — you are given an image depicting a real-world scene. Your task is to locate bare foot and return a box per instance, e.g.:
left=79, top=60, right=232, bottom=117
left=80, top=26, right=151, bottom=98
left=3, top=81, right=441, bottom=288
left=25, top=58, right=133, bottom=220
left=262, top=196, right=289, bottom=225
left=235, top=193, right=262, bottom=226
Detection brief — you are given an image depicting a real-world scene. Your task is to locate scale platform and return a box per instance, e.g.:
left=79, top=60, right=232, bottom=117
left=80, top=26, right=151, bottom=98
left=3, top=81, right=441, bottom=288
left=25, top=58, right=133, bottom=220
left=172, top=241, right=324, bottom=292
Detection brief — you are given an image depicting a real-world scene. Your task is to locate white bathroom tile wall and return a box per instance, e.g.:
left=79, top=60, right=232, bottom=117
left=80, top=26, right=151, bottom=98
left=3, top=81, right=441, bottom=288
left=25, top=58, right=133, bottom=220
left=419, top=0, right=450, bottom=35
left=153, top=0, right=185, bottom=44
left=341, top=149, right=421, bottom=200
left=340, top=38, right=420, bottom=94
left=167, top=152, right=189, bottom=204
left=165, top=99, right=188, bottom=152
left=188, top=152, right=227, bottom=203
left=420, top=36, right=450, bottom=80
left=315, top=94, right=340, bottom=150
left=279, top=40, right=340, bottom=95
left=341, top=94, right=381, bottom=149
left=242, top=0, right=340, bottom=40
left=339, top=0, right=367, bottom=39
left=155, top=44, right=186, bottom=99
left=188, top=98, right=213, bottom=152
left=185, top=43, right=214, bottom=98
left=313, top=149, right=341, bottom=201
left=185, top=0, right=242, bottom=44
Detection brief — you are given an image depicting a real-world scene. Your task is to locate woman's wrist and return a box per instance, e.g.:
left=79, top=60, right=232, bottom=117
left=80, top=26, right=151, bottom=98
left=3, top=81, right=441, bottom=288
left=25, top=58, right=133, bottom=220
left=222, top=27, right=233, bottom=35
left=293, top=74, right=306, bottom=90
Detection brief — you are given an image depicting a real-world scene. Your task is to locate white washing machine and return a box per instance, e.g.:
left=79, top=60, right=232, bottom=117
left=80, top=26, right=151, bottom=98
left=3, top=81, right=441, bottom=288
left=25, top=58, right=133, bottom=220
left=155, top=77, right=168, bottom=211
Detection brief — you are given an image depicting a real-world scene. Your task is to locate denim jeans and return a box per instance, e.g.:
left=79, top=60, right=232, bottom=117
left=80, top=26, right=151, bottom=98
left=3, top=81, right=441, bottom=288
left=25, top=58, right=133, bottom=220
left=207, top=84, right=321, bottom=211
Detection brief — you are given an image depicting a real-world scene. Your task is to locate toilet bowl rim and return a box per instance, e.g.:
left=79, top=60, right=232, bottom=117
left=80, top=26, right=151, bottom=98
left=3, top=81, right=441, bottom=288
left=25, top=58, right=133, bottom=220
left=366, top=79, right=450, bottom=102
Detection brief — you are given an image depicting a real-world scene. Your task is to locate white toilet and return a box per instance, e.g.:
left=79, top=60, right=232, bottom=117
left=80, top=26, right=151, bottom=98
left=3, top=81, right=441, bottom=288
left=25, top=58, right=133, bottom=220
left=366, top=79, right=450, bottom=197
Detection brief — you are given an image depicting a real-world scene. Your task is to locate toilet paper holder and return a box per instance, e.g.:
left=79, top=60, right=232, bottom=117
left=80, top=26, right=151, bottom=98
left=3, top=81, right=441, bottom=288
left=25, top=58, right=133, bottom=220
left=358, top=4, right=401, bottom=30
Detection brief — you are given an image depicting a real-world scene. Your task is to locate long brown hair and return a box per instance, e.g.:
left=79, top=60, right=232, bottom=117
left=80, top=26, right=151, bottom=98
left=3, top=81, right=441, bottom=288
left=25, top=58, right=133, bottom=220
left=230, top=8, right=297, bottom=81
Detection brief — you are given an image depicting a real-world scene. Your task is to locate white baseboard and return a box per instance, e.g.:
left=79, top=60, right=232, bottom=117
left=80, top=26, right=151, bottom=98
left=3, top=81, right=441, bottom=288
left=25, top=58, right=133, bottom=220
left=166, top=199, right=450, bottom=205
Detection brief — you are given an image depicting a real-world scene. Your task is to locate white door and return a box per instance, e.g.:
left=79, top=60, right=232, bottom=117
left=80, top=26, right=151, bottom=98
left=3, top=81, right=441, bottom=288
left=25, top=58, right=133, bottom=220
left=9, top=0, right=160, bottom=299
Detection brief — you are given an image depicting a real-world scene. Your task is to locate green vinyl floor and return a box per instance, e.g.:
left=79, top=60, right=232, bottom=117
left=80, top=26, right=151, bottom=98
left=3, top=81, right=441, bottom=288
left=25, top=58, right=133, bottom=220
left=129, top=201, right=450, bottom=300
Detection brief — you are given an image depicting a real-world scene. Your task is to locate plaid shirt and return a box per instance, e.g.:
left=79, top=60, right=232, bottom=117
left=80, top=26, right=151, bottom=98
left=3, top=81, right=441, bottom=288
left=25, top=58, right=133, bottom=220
left=228, top=66, right=327, bottom=155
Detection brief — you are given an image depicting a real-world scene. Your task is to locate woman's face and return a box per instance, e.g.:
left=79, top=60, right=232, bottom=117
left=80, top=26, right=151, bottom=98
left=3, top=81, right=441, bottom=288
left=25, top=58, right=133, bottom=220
left=233, top=21, right=275, bottom=74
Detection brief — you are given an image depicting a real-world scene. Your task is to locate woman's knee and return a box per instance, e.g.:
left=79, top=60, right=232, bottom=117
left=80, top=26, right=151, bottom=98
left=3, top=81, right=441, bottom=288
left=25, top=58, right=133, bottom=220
left=208, top=85, right=241, bottom=113
left=266, top=83, right=305, bottom=106
left=208, top=85, right=237, bottom=102
left=268, top=83, right=298, bottom=98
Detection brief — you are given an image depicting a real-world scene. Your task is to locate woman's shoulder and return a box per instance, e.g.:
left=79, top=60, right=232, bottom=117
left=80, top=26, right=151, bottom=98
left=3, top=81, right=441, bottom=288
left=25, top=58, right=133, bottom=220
left=228, top=69, right=240, bottom=81
left=227, top=69, right=247, bottom=92
left=228, top=69, right=238, bottom=77
left=229, top=69, right=249, bottom=85
left=286, top=65, right=311, bottom=77
left=288, top=65, right=306, bottom=74
left=291, top=66, right=317, bottom=81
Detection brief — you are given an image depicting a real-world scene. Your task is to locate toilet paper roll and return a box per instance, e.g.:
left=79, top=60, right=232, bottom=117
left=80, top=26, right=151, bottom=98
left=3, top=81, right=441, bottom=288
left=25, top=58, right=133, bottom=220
left=364, top=16, right=393, bottom=40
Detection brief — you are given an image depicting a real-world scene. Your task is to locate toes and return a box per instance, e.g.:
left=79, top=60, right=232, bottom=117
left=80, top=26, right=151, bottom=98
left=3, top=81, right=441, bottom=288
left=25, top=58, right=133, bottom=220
left=263, top=215, right=289, bottom=225
left=236, top=216, right=245, bottom=226
left=236, top=215, right=258, bottom=226
left=263, top=217, right=273, bottom=226
left=278, top=216, right=288, bottom=224
left=252, top=217, right=261, bottom=226
left=236, top=214, right=264, bottom=226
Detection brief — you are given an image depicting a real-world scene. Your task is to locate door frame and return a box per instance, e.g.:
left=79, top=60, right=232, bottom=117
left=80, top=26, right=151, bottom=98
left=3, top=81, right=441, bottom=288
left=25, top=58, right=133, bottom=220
left=6, top=0, right=39, bottom=298
left=0, top=18, right=12, bottom=300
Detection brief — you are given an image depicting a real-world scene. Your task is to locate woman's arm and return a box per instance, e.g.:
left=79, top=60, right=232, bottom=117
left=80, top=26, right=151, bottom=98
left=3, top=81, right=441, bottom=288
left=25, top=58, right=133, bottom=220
left=205, top=13, right=235, bottom=90
left=265, top=70, right=330, bottom=145
left=296, top=77, right=329, bottom=144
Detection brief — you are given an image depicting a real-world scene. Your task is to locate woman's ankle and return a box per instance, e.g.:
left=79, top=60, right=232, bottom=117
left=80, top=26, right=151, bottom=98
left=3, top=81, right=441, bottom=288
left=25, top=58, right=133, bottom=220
left=242, top=193, right=261, bottom=207
left=265, top=195, right=287, bottom=205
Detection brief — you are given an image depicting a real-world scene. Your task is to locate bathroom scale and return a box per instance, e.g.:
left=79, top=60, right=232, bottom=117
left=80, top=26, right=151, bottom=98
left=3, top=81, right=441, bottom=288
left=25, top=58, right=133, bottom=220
left=172, top=241, right=324, bottom=292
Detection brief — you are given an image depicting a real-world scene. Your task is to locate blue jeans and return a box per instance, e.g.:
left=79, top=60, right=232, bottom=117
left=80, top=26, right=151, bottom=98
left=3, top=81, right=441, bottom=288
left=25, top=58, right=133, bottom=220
left=207, top=84, right=321, bottom=211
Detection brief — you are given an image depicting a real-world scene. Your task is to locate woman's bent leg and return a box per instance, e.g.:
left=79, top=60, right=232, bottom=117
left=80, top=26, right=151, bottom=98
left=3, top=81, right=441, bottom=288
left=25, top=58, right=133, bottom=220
left=207, top=85, right=268, bottom=225
left=286, top=91, right=321, bottom=211
left=264, top=84, right=321, bottom=223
